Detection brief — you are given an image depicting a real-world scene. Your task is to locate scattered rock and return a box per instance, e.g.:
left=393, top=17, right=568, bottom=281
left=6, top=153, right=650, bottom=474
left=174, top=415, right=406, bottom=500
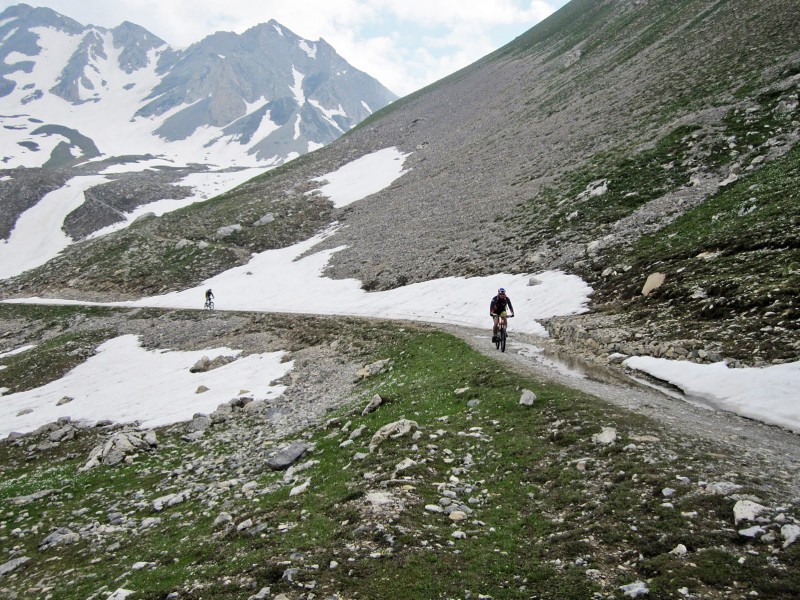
left=620, top=580, right=649, bottom=597
left=519, top=389, right=537, bottom=406
left=361, top=393, right=384, bottom=415
left=705, top=481, right=742, bottom=495
left=592, top=427, right=617, bottom=445
left=39, top=527, right=79, bottom=550
left=267, top=442, right=311, bottom=470
left=369, top=419, right=419, bottom=452
left=0, top=556, right=31, bottom=577
left=781, top=524, right=800, bottom=548
left=641, top=272, right=666, bottom=296
left=81, top=430, right=158, bottom=470
left=733, top=499, right=767, bottom=524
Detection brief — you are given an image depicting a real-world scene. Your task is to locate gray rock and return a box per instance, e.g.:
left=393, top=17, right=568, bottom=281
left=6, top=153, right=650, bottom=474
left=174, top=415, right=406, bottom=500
left=519, top=389, right=537, bottom=406
left=361, top=393, right=384, bottom=415
left=705, top=481, right=742, bottom=495
left=188, top=414, right=211, bottom=432
left=781, top=524, right=800, bottom=548
left=0, top=556, right=31, bottom=577
left=733, top=499, right=767, bottom=524
left=620, top=581, right=649, bottom=597
left=592, top=427, right=617, bottom=445
left=39, top=527, right=79, bottom=550
left=369, top=419, right=419, bottom=452
left=266, top=442, right=311, bottom=470
left=10, top=489, right=56, bottom=505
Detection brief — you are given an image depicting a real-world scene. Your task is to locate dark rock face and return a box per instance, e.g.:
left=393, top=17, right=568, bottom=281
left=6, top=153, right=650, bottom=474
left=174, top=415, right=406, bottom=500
left=0, top=168, right=71, bottom=240
left=61, top=170, right=196, bottom=240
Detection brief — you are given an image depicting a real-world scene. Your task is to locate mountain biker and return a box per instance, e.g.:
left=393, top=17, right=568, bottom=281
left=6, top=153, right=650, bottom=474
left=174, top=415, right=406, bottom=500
left=490, top=287, right=514, bottom=343
left=205, top=289, right=214, bottom=305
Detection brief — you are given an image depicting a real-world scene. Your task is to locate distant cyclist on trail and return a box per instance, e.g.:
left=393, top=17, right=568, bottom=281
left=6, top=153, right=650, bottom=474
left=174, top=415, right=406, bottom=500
left=490, top=287, right=514, bottom=343
left=204, top=288, right=214, bottom=306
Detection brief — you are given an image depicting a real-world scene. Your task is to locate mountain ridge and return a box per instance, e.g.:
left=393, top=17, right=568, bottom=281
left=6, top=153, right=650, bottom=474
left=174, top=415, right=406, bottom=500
left=0, top=3, right=396, bottom=169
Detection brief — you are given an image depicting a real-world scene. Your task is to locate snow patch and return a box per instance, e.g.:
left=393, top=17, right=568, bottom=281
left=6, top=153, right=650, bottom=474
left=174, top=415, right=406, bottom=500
left=0, top=334, right=292, bottom=438
left=307, top=147, right=410, bottom=208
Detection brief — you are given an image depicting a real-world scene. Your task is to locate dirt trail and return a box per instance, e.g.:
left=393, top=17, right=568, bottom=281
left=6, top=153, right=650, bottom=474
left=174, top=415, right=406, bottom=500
left=439, top=323, right=800, bottom=501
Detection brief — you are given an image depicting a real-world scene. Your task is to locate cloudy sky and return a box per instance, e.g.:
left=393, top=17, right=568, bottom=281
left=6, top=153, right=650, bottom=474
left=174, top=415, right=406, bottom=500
left=1, top=0, right=570, bottom=96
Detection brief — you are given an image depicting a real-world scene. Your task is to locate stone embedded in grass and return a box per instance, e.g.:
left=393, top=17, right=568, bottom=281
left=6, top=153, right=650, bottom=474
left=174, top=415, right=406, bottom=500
left=592, top=427, right=617, bottom=445
left=705, top=481, right=742, bottom=495
left=0, top=556, right=30, bottom=576
left=214, top=512, right=233, bottom=527
left=361, top=393, right=384, bottom=415
left=738, top=525, right=766, bottom=538
left=782, top=524, right=800, bottom=548
left=289, top=479, right=310, bottom=496
left=38, top=527, right=79, bottom=550
left=519, top=389, right=537, bottom=406
left=152, top=490, right=190, bottom=511
left=267, top=442, right=312, bottom=470
left=620, top=580, right=649, bottom=597
left=369, top=419, right=418, bottom=452
left=81, top=430, right=158, bottom=471
left=733, top=499, right=767, bottom=524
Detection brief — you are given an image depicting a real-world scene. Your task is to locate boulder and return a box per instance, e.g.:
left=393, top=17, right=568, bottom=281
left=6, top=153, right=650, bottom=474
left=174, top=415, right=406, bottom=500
left=369, top=419, right=419, bottom=452
left=641, top=272, right=666, bottom=296
left=361, top=394, right=384, bottom=415
left=39, top=527, right=79, bottom=550
left=592, top=427, right=617, bottom=445
left=519, top=389, right=537, bottom=406
left=81, top=430, right=157, bottom=471
left=266, top=442, right=311, bottom=471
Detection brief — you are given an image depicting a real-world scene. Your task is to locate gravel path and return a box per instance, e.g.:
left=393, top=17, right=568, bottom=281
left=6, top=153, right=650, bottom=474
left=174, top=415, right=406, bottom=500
left=439, top=323, right=800, bottom=501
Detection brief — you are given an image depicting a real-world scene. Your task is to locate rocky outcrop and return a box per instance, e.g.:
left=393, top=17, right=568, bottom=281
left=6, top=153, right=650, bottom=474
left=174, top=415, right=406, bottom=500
left=81, top=430, right=158, bottom=470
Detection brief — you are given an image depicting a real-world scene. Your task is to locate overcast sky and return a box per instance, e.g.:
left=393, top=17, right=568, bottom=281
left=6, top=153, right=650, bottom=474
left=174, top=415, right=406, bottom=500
left=0, top=0, right=571, bottom=96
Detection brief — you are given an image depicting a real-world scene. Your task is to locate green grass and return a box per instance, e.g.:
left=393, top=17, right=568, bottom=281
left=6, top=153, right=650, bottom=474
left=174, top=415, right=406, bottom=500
left=2, top=321, right=797, bottom=599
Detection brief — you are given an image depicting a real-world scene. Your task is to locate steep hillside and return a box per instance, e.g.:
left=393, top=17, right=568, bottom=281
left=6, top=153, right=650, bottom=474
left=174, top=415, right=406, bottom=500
left=1, top=0, right=798, bottom=367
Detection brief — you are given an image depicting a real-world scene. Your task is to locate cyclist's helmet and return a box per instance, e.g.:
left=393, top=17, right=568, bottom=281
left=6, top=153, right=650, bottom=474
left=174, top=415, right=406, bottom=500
left=498, top=288, right=506, bottom=294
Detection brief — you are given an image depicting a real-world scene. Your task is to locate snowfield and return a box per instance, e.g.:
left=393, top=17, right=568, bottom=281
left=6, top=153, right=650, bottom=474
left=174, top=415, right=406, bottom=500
left=2, top=147, right=799, bottom=437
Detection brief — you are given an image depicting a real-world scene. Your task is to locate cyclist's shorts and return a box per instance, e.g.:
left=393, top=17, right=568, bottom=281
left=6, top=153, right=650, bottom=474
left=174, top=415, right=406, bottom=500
left=491, top=311, right=508, bottom=317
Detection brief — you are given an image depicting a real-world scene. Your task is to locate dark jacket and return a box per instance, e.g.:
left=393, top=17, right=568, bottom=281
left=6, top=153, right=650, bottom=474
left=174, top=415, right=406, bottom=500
left=490, top=295, right=513, bottom=315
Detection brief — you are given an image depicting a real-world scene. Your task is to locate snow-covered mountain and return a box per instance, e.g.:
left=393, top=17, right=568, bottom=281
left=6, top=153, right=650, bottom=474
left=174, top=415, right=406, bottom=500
left=0, top=3, right=397, bottom=170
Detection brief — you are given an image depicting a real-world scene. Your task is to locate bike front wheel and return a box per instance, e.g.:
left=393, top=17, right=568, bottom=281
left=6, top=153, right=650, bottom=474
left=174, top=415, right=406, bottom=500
left=500, top=327, right=506, bottom=352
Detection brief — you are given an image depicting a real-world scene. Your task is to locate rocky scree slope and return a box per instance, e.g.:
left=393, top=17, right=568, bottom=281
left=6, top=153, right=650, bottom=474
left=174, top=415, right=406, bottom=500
left=1, top=0, right=799, bottom=367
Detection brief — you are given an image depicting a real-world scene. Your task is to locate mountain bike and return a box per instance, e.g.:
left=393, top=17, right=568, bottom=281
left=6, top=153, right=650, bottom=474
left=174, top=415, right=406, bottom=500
left=493, top=315, right=513, bottom=352
left=204, top=299, right=214, bottom=310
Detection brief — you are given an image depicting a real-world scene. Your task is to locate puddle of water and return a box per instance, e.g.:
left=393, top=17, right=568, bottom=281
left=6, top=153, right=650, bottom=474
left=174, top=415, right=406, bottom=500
left=476, top=331, right=722, bottom=411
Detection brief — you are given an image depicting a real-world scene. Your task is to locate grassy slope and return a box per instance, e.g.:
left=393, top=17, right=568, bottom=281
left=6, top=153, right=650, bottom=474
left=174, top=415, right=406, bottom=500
left=1, top=307, right=797, bottom=599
